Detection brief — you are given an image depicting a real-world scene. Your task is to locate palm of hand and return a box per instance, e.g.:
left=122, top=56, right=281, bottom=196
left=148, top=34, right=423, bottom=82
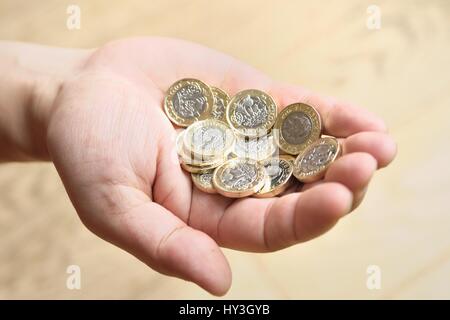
left=46, top=37, right=396, bottom=295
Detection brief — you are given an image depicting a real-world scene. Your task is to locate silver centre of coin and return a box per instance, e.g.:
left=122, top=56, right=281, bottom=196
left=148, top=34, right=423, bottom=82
left=281, top=111, right=312, bottom=145
left=172, top=84, right=207, bottom=118
left=192, top=127, right=226, bottom=153
left=264, top=159, right=290, bottom=187
left=212, top=95, right=226, bottom=119
left=234, top=95, right=269, bottom=128
left=300, top=144, right=336, bottom=172
left=199, top=172, right=214, bottom=185
left=221, top=163, right=258, bottom=190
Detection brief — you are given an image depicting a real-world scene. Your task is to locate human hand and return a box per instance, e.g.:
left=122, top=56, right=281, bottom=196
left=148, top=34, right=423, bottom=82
left=45, top=37, right=396, bottom=295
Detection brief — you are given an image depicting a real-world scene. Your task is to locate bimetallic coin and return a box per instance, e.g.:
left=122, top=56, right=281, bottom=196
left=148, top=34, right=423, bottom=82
left=211, top=87, right=230, bottom=122
left=176, top=130, right=228, bottom=166
left=226, top=89, right=277, bottom=138
left=181, top=160, right=223, bottom=174
left=274, top=103, right=322, bottom=155
left=254, top=157, right=293, bottom=198
left=232, top=134, right=277, bottom=161
left=164, top=78, right=213, bottom=127
left=213, top=158, right=266, bottom=198
left=293, top=136, right=341, bottom=183
left=191, top=170, right=217, bottom=194
left=183, top=119, right=235, bottom=159
left=279, top=154, right=296, bottom=163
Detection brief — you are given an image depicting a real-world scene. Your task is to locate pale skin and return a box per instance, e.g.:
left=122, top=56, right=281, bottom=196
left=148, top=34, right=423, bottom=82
left=0, top=38, right=396, bottom=296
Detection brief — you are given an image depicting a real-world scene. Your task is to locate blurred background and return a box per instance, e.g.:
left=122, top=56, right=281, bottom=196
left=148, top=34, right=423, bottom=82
left=0, top=0, right=449, bottom=299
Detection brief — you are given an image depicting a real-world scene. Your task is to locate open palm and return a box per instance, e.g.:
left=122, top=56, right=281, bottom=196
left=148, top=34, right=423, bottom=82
left=46, top=37, right=396, bottom=295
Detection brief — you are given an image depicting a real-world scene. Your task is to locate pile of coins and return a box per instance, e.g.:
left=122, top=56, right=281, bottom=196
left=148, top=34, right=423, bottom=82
left=164, top=78, right=341, bottom=198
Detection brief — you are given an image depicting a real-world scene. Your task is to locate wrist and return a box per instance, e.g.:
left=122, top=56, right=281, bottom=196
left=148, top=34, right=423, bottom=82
left=28, top=71, right=63, bottom=160
left=0, top=42, right=91, bottom=161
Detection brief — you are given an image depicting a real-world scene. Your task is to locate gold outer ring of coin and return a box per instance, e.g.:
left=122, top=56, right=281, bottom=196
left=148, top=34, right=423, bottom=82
left=191, top=170, right=217, bottom=194
left=232, top=133, right=277, bottom=161
left=211, top=87, right=230, bottom=123
left=293, top=136, right=341, bottom=183
left=279, top=154, right=296, bottom=163
left=273, top=102, right=322, bottom=155
left=212, top=158, right=266, bottom=198
left=226, top=89, right=278, bottom=138
left=176, top=130, right=225, bottom=166
left=181, top=160, right=223, bottom=174
left=254, top=157, right=294, bottom=198
left=183, top=119, right=235, bottom=159
left=164, top=78, right=214, bottom=127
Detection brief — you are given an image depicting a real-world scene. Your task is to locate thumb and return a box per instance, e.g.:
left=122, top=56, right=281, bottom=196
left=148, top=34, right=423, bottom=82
left=84, top=188, right=232, bottom=296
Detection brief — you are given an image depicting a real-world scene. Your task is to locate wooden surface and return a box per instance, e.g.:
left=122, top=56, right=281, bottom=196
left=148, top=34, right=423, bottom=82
left=1, top=0, right=449, bottom=299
